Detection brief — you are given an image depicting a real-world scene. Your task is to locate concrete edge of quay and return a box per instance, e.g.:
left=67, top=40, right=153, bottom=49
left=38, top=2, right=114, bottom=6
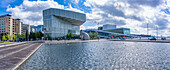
left=44, top=39, right=109, bottom=44
left=0, top=42, right=26, bottom=48
left=11, top=43, right=44, bottom=70
left=45, top=39, right=170, bottom=44
left=110, top=39, right=170, bottom=43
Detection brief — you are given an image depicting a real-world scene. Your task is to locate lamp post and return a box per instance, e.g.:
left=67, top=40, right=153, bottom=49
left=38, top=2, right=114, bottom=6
left=98, top=22, right=99, bottom=41
left=64, top=25, right=66, bottom=43
left=147, top=23, right=149, bottom=35
left=156, top=26, right=159, bottom=39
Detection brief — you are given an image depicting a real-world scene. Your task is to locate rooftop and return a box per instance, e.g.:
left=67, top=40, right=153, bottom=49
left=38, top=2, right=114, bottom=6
left=0, top=14, right=12, bottom=18
left=43, top=8, right=86, bottom=26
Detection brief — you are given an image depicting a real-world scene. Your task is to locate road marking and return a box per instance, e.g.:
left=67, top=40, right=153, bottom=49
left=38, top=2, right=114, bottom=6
left=0, top=42, right=26, bottom=48
left=0, top=43, right=30, bottom=52
left=0, top=43, right=37, bottom=60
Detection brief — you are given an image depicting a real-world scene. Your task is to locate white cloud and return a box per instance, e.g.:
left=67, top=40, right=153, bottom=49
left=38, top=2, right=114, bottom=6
left=83, top=2, right=91, bottom=7
left=87, top=26, right=98, bottom=29
left=7, top=0, right=64, bottom=25
left=66, top=4, right=84, bottom=13
left=7, top=0, right=84, bottom=26
left=83, top=0, right=170, bottom=36
left=80, top=25, right=86, bottom=30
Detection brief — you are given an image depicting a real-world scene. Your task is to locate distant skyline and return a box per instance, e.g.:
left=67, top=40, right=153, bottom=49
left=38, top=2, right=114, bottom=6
left=0, top=0, right=170, bottom=36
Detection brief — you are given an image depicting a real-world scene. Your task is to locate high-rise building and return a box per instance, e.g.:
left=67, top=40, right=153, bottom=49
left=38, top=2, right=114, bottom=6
left=0, top=14, right=23, bottom=36
left=30, top=25, right=37, bottom=33
left=23, top=24, right=30, bottom=35
left=29, top=25, right=43, bottom=33
left=0, top=14, right=13, bottom=36
left=36, top=25, right=43, bottom=32
left=14, top=19, right=23, bottom=35
left=43, top=8, right=86, bottom=38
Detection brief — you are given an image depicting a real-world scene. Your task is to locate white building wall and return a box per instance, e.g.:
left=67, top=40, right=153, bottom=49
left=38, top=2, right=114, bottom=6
left=103, top=24, right=116, bottom=30
left=19, top=22, right=22, bottom=35
left=10, top=18, right=13, bottom=35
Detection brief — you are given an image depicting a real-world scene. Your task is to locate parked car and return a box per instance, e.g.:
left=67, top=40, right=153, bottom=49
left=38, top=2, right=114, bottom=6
left=150, top=37, right=156, bottom=40
left=161, top=37, right=166, bottom=40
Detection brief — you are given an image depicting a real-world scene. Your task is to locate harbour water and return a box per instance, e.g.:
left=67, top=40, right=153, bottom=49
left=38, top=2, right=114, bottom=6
left=20, top=41, right=170, bottom=70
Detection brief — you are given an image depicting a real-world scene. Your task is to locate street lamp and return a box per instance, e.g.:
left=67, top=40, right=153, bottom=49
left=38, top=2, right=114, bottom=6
left=147, top=23, right=149, bottom=35
left=156, top=25, right=159, bottom=39
left=97, top=22, right=99, bottom=41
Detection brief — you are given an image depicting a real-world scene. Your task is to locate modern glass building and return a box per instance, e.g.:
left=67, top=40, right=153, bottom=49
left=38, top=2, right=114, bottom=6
left=97, top=24, right=130, bottom=35
left=36, top=25, right=43, bottom=32
left=105, top=28, right=130, bottom=35
left=43, top=8, right=86, bottom=38
left=83, top=29, right=131, bottom=39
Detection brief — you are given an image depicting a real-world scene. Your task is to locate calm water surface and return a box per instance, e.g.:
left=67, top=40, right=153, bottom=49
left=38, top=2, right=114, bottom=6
left=20, top=41, right=170, bottom=70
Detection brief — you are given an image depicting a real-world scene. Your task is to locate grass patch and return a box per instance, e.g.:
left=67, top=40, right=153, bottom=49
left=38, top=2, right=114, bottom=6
left=0, top=41, right=10, bottom=43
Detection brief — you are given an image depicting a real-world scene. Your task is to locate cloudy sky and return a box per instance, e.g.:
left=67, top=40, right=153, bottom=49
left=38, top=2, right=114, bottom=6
left=0, top=0, right=170, bottom=36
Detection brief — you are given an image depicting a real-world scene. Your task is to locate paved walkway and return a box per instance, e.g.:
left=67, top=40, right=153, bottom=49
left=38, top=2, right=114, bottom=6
left=0, top=43, right=14, bottom=45
left=0, top=42, right=43, bottom=70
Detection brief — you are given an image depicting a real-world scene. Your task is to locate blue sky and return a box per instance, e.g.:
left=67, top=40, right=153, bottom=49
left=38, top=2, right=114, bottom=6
left=0, top=0, right=170, bottom=36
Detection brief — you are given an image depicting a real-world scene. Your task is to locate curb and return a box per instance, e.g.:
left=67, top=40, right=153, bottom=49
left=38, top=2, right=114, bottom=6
left=44, top=39, right=109, bottom=44
left=110, top=40, right=170, bottom=43
left=11, top=43, right=43, bottom=70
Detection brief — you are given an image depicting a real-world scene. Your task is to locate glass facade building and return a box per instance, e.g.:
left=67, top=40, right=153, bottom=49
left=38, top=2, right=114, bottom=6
left=105, top=28, right=130, bottom=35
left=43, top=8, right=86, bottom=38
left=36, top=25, right=43, bottom=32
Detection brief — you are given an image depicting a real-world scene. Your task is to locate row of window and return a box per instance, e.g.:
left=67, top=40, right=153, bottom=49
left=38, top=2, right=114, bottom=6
left=0, top=24, right=6, bottom=27
left=0, top=29, right=6, bottom=32
left=0, top=18, right=7, bottom=23
left=43, top=9, right=85, bottom=21
left=0, top=31, right=5, bottom=32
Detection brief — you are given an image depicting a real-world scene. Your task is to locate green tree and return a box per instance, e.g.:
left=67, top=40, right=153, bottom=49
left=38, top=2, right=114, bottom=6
left=2, top=36, right=7, bottom=41
left=13, top=34, right=17, bottom=41
left=70, top=32, right=73, bottom=38
left=26, top=30, right=29, bottom=41
left=67, top=33, right=70, bottom=39
left=92, top=33, right=96, bottom=38
left=36, top=32, right=40, bottom=39
left=39, top=31, right=44, bottom=39
left=16, top=33, right=21, bottom=38
left=29, top=32, right=36, bottom=40
left=6, top=34, right=13, bottom=40
left=89, top=32, right=93, bottom=39
left=47, top=35, right=51, bottom=40
left=95, top=31, right=98, bottom=37
left=5, top=35, right=8, bottom=40
left=20, top=34, right=25, bottom=38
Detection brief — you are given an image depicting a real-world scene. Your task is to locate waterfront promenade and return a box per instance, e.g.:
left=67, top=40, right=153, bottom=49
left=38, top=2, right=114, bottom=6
left=0, top=42, right=43, bottom=70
